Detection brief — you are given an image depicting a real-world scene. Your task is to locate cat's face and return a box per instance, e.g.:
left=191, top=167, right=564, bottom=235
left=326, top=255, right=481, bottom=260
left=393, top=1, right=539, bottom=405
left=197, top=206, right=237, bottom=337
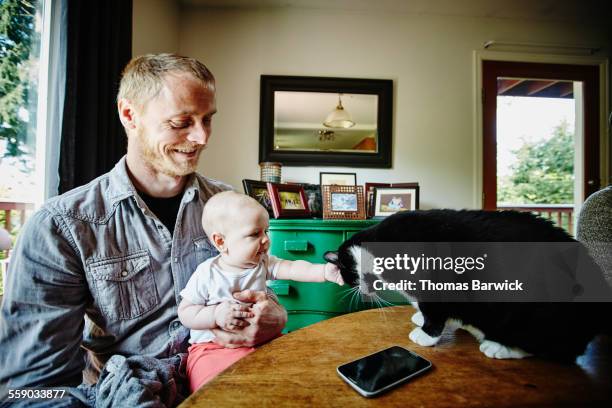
left=325, top=245, right=382, bottom=296
left=325, top=244, right=418, bottom=307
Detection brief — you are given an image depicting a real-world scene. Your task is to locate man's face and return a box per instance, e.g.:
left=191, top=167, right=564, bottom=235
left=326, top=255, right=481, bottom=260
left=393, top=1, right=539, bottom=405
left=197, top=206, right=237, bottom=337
left=132, top=73, right=217, bottom=177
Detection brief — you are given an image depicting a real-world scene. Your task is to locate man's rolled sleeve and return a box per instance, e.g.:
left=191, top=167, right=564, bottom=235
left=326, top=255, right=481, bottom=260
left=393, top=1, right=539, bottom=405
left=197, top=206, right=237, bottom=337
left=0, top=209, right=90, bottom=404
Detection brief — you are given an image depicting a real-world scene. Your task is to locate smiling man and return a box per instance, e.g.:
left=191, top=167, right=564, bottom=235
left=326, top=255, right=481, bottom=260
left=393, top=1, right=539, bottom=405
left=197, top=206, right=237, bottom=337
left=0, top=54, right=287, bottom=406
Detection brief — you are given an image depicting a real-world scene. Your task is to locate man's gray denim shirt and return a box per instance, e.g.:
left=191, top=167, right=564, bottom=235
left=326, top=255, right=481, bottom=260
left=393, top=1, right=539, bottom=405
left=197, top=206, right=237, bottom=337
left=0, top=157, right=231, bottom=401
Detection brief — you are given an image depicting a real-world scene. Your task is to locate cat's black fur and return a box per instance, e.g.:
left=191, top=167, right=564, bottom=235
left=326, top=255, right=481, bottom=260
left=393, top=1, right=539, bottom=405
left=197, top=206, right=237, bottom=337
left=325, top=209, right=611, bottom=361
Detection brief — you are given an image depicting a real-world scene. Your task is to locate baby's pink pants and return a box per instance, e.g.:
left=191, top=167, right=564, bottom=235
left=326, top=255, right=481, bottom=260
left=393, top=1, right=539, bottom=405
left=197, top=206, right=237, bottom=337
left=186, top=342, right=256, bottom=392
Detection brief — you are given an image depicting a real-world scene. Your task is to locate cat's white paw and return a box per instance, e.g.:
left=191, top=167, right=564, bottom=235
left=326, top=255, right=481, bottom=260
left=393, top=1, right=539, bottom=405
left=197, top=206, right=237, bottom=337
left=411, top=311, right=424, bottom=327
left=409, top=327, right=440, bottom=347
left=479, top=340, right=531, bottom=359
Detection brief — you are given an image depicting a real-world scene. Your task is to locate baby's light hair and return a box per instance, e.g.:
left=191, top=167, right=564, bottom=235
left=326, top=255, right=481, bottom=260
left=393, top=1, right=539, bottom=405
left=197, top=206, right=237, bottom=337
left=202, top=191, right=267, bottom=240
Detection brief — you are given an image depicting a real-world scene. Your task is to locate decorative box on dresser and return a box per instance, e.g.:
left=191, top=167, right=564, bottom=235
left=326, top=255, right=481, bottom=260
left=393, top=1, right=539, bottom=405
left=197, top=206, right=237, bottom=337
left=266, top=218, right=406, bottom=332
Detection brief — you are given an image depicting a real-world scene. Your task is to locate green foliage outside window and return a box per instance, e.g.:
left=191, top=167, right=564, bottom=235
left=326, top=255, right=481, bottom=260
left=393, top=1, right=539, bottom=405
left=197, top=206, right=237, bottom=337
left=0, top=0, right=39, bottom=162
left=498, top=120, right=574, bottom=205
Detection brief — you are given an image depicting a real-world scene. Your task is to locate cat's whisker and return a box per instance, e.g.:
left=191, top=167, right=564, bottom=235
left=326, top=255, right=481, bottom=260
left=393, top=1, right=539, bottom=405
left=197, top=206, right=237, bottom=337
left=369, top=296, right=391, bottom=326
left=374, top=294, right=394, bottom=308
left=377, top=299, right=390, bottom=326
left=353, top=289, right=362, bottom=313
left=348, top=288, right=358, bottom=312
left=337, top=287, right=356, bottom=303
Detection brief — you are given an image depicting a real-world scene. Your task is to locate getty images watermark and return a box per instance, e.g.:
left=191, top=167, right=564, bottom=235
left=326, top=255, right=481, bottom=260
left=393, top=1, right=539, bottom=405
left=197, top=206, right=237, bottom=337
left=359, top=242, right=612, bottom=302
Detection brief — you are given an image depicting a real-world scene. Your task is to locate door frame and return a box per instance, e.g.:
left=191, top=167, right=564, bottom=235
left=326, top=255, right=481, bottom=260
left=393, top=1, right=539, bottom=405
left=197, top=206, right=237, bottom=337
left=472, top=50, right=609, bottom=209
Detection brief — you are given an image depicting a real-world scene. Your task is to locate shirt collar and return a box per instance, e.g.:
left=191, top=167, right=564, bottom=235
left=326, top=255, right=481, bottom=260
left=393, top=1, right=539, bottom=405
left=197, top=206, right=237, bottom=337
left=107, top=156, right=200, bottom=205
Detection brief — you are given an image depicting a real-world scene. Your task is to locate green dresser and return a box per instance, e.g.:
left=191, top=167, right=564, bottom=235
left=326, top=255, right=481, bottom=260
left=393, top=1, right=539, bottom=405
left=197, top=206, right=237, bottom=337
left=266, top=218, right=405, bottom=332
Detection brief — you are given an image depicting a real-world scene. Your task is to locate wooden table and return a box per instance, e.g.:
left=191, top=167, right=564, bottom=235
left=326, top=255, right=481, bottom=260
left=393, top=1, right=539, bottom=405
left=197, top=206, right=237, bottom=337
left=181, top=306, right=612, bottom=407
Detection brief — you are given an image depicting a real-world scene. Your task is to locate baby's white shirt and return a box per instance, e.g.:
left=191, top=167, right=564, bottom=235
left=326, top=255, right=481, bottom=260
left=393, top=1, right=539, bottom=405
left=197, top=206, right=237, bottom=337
left=180, top=254, right=282, bottom=344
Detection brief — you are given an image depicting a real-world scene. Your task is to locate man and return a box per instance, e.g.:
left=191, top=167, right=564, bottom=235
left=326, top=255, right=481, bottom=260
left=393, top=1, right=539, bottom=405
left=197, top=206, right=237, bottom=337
left=0, top=54, right=287, bottom=406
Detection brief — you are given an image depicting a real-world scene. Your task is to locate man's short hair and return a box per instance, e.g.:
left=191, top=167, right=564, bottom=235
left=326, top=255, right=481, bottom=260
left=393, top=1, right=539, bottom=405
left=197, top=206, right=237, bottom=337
left=117, top=53, right=215, bottom=107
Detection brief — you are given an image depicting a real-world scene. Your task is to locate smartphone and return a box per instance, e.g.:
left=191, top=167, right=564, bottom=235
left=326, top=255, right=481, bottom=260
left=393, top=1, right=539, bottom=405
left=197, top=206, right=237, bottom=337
left=336, top=345, right=432, bottom=398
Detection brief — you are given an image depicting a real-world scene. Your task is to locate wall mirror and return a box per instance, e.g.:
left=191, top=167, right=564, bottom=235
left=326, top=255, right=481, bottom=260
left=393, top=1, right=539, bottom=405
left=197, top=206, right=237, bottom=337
left=259, top=75, right=393, bottom=168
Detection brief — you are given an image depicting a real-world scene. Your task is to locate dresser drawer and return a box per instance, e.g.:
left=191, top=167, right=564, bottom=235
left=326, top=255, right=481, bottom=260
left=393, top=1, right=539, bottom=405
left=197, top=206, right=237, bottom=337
left=269, top=230, right=343, bottom=264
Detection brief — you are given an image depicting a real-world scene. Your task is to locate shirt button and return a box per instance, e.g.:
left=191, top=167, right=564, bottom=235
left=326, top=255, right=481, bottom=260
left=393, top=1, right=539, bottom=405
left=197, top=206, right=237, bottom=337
left=173, top=257, right=179, bottom=263
left=121, top=270, right=128, bottom=277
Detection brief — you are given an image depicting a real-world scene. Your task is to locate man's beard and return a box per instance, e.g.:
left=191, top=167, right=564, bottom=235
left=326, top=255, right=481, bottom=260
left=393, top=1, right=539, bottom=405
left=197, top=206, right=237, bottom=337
left=136, top=128, right=202, bottom=177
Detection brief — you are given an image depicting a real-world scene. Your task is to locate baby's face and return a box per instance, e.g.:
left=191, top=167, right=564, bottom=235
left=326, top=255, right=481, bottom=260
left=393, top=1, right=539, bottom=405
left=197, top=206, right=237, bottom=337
left=221, top=205, right=270, bottom=268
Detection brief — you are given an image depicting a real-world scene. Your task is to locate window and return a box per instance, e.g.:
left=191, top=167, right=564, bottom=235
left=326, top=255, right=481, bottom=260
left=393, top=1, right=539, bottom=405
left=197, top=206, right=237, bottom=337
left=1, top=0, right=64, bottom=293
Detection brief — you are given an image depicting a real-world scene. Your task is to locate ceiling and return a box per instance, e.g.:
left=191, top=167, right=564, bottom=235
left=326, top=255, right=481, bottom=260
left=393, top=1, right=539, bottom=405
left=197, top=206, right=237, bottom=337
left=497, top=79, right=575, bottom=98
left=181, top=0, right=612, bottom=24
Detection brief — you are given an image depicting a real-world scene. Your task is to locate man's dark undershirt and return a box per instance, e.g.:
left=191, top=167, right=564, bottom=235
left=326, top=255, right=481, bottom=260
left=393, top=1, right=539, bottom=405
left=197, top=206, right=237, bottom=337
left=139, top=191, right=183, bottom=234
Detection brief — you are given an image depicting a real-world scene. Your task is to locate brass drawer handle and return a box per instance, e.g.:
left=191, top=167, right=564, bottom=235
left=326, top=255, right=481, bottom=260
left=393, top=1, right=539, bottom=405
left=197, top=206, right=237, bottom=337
left=284, top=240, right=309, bottom=251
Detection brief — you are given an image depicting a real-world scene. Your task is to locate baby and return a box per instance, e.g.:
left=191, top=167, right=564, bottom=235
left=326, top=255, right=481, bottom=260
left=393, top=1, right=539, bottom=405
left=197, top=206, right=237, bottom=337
left=178, top=191, right=344, bottom=391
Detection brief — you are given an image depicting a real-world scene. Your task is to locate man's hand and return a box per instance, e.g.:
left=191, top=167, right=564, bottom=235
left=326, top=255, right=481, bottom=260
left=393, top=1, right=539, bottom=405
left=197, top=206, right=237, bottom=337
left=324, top=263, right=344, bottom=286
left=212, top=290, right=287, bottom=348
left=213, top=301, right=254, bottom=331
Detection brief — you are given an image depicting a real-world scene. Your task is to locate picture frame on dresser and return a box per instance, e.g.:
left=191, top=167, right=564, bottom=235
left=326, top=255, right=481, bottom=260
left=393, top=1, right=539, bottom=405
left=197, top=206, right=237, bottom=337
left=364, top=182, right=391, bottom=218
left=267, top=183, right=311, bottom=219
left=299, top=183, right=323, bottom=218
left=320, top=172, right=357, bottom=186
left=365, top=182, right=419, bottom=217
left=242, top=179, right=274, bottom=216
left=373, top=185, right=419, bottom=217
left=322, top=185, right=366, bottom=220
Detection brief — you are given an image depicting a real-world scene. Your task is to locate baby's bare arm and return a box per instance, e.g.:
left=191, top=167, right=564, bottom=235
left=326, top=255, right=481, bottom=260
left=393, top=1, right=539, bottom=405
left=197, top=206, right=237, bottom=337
left=275, top=260, right=344, bottom=285
left=178, top=298, right=254, bottom=330
left=178, top=298, right=217, bottom=329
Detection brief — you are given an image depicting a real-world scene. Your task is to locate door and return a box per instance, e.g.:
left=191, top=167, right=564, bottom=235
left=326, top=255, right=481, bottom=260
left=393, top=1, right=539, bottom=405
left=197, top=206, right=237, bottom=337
left=482, top=61, right=600, bottom=231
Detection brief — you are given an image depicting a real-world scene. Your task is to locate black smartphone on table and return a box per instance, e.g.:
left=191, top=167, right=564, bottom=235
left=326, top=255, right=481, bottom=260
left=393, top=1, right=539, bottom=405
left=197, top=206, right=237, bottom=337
left=336, top=345, right=433, bottom=398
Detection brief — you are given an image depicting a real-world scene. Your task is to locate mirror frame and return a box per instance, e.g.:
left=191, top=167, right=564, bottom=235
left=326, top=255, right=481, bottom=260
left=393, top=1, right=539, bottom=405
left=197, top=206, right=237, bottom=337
left=259, top=75, right=393, bottom=168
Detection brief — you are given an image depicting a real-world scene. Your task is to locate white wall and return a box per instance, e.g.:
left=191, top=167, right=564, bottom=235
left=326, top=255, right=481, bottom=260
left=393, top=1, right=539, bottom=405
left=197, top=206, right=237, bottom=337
left=132, top=0, right=180, bottom=55
left=133, top=4, right=610, bottom=209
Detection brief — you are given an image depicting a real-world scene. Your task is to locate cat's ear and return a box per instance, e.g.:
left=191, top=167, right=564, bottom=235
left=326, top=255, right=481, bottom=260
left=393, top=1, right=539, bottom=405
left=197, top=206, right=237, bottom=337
left=324, top=251, right=339, bottom=265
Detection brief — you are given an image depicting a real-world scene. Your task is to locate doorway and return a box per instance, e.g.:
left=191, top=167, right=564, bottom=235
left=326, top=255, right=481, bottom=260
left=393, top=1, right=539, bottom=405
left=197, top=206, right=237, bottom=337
left=482, top=61, right=600, bottom=232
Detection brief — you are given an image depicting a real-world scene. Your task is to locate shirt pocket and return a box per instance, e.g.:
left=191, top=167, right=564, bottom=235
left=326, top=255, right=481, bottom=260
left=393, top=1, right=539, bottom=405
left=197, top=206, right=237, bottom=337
left=193, top=236, right=218, bottom=265
left=88, top=250, right=160, bottom=321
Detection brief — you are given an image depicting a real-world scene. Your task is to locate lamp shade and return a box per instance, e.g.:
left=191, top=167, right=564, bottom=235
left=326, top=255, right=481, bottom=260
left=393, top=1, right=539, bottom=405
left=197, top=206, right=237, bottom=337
left=323, top=95, right=355, bottom=128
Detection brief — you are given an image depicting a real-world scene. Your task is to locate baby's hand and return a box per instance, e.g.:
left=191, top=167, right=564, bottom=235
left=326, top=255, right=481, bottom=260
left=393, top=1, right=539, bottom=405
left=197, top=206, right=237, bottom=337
left=214, top=301, right=254, bottom=331
left=324, top=263, right=344, bottom=286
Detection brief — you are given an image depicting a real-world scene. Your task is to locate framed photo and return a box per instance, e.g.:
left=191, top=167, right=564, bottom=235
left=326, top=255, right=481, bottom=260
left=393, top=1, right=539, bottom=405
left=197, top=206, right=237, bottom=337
left=266, top=183, right=311, bottom=219
left=373, top=185, right=419, bottom=217
left=364, top=182, right=419, bottom=217
left=365, top=182, right=391, bottom=218
left=298, top=183, right=323, bottom=218
left=320, top=172, right=357, bottom=186
left=322, top=185, right=366, bottom=220
left=242, top=179, right=274, bottom=216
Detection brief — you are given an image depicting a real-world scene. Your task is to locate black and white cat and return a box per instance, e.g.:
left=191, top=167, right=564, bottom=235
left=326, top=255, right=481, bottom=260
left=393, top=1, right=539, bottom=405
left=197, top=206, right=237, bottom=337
left=325, top=209, right=611, bottom=361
